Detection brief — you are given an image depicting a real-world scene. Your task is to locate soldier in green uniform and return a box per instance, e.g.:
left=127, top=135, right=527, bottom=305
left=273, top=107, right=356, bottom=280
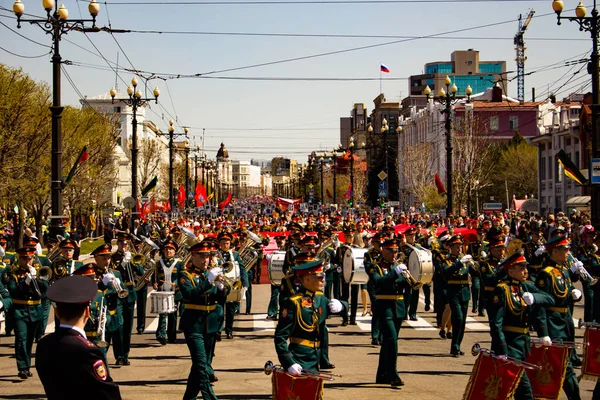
left=0, top=235, right=14, bottom=335
left=6, top=247, right=49, bottom=378
left=466, top=227, right=487, bottom=315
left=365, top=232, right=383, bottom=345
left=443, top=235, right=473, bottom=357
left=574, top=226, right=596, bottom=322
left=524, top=223, right=546, bottom=283
left=267, top=235, right=286, bottom=319
left=51, top=239, right=84, bottom=280
left=488, top=249, right=555, bottom=400
left=318, top=229, right=337, bottom=301
left=479, top=229, right=507, bottom=319
left=339, top=225, right=358, bottom=326
left=218, top=232, right=248, bottom=339
left=0, top=278, right=12, bottom=334
left=534, top=235, right=582, bottom=400
left=367, top=238, right=410, bottom=386
left=110, top=232, right=143, bottom=365
left=92, top=243, right=125, bottom=364
left=23, top=236, right=52, bottom=341
left=432, top=234, right=452, bottom=335
left=154, top=238, right=184, bottom=345
left=274, top=258, right=345, bottom=381
left=134, top=235, right=154, bottom=334
left=179, top=240, right=228, bottom=400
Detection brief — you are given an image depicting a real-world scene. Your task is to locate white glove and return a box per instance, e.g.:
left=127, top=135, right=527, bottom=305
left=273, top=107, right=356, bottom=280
left=570, top=260, right=583, bottom=274
left=572, top=288, right=582, bottom=301
left=328, top=299, right=343, bottom=313
left=497, top=354, right=508, bottom=361
left=542, top=336, right=552, bottom=346
left=25, top=274, right=32, bottom=285
left=479, top=251, right=487, bottom=259
left=427, top=237, right=435, bottom=247
left=460, top=255, right=473, bottom=264
left=207, top=268, right=220, bottom=284
left=101, top=272, right=115, bottom=286
left=394, top=263, right=408, bottom=276
left=216, top=281, right=225, bottom=291
left=523, top=292, right=535, bottom=306
left=28, top=266, right=36, bottom=277
left=287, top=363, right=302, bottom=376
left=534, top=245, right=546, bottom=257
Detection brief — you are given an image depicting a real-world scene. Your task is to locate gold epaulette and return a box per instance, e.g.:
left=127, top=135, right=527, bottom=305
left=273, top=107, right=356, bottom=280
left=290, top=293, right=302, bottom=300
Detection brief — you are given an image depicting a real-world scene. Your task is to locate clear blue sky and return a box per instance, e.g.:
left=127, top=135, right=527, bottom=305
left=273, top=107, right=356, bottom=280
left=0, top=0, right=593, bottom=163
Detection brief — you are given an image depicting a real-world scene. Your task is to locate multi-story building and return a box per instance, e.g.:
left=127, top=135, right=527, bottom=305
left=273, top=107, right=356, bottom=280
left=82, top=91, right=181, bottom=206
left=271, top=157, right=299, bottom=197
left=216, top=143, right=233, bottom=200
left=231, top=160, right=262, bottom=198
left=408, top=49, right=507, bottom=97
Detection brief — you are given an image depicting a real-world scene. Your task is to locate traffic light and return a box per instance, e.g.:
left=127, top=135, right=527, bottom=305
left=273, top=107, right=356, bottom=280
left=348, top=200, right=353, bottom=207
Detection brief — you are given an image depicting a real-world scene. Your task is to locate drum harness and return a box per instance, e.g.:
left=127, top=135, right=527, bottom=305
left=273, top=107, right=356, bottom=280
left=160, top=257, right=180, bottom=292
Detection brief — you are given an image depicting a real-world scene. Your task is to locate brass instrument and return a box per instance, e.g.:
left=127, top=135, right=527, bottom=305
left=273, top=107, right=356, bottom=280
left=264, top=360, right=341, bottom=381
left=471, top=343, right=541, bottom=370
left=52, top=258, right=69, bottom=279
left=46, top=245, right=62, bottom=263
left=97, top=297, right=108, bottom=348
left=395, top=262, right=422, bottom=290
left=238, top=230, right=263, bottom=272
left=26, top=267, right=42, bottom=297
left=38, top=265, right=53, bottom=282
left=105, top=273, right=129, bottom=299
left=569, top=253, right=599, bottom=285
left=213, top=256, right=242, bottom=291
left=134, top=236, right=161, bottom=291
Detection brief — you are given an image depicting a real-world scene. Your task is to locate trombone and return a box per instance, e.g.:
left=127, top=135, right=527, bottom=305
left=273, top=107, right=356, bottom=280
left=471, top=343, right=541, bottom=370
left=264, top=361, right=341, bottom=381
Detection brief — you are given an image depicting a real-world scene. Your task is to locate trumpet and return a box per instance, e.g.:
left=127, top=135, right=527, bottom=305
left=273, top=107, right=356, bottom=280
left=395, top=263, right=422, bottom=290
left=263, top=361, right=341, bottom=381
left=97, top=297, right=108, bottom=348
left=214, top=261, right=242, bottom=291
left=578, top=266, right=598, bottom=286
left=471, top=343, right=541, bottom=370
left=104, top=273, right=129, bottom=299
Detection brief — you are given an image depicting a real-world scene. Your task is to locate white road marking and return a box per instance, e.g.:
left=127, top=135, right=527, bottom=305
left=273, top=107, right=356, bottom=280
left=405, top=316, right=437, bottom=331
left=253, top=313, right=276, bottom=331
left=465, top=316, right=489, bottom=331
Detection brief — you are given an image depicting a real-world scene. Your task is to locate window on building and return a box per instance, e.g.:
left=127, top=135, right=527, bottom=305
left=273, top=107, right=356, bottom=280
left=540, top=157, right=546, bottom=180
left=490, top=116, right=499, bottom=131
left=548, top=157, right=553, bottom=180
left=540, top=143, right=545, bottom=151
left=114, top=106, right=121, bottom=113
left=509, top=116, right=519, bottom=131
left=566, top=138, right=571, bottom=146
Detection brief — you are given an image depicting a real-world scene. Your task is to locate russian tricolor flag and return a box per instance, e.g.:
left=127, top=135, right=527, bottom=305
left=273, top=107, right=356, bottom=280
left=380, top=64, right=390, bottom=73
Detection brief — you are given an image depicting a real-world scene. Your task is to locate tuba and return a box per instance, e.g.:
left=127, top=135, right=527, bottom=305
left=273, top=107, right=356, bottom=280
left=134, top=236, right=161, bottom=290
left=238, top=230, right=263, bottom=272
left=38, top=265, right=53, bottom=282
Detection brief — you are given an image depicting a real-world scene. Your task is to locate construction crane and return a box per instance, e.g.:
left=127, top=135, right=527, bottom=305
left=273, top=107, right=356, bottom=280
left=515, top=10, right=535, bottom=104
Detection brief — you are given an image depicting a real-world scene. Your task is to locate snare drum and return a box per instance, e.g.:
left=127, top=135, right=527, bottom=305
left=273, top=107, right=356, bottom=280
left=268, top=251, right=286, bottom=286
left=407, top=244, right=434, bottom=285
left=150, top=291, right=177, bottom=314
left=342, top=247, right=369, bottom=284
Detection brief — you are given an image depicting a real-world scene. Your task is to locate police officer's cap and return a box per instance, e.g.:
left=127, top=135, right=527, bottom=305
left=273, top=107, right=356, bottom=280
left=162, top=238, right=179, bottom=251
left=47, top=275, right=97, bottom=304
left=189, top=241, right=215, bottom=254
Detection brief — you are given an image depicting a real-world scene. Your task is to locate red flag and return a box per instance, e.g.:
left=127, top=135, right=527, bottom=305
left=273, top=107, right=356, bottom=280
left=177, top=184, right=185, bottom=208
left=434, top=173, right=446, bottom=196
left=194, top=183, right=208, bottom=206
left=163, top=201, right=171, bottom=211
left=149, top=197, right=156, bottom=213
left=343, top=184, right=352, bottom=199
left=218, top=192, right=232, bottom=210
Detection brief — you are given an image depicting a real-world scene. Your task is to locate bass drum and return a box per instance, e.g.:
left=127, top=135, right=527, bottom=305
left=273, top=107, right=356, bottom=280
left=407, top=244, right=434, bottom=285
left=342, top=247, right=369, bottom=284
left=268, top=251, right=286, bottom=286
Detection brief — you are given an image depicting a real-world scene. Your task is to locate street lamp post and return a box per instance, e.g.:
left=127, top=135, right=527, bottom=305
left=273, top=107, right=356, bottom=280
left=184, top=139, right=190, bottom=209
left=110, top=77, right=160, bottom=228
left=424, top=77, right=472, bottom=216
left=14, top=0, right=100, bottom=240
left=163, top=120, right=188, bottom=214
left=320, top=157, right=325, bottom=205
left=552, top=0, right=600, bottom=227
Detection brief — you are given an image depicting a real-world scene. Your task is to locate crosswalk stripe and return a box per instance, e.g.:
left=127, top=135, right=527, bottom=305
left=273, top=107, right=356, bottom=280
left=252, top=313, right=276, bottom=331
left=405, top=316, right=437, bottom=331
left=465, top=317, right=489, bottom=331
left=355, top=315, right=372, bottom=332
left=145, top=315, right=159, bottom=334
left=45, top=321, right=55, bottom=334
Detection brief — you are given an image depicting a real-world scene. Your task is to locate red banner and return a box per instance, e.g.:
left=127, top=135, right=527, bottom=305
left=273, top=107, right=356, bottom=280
left=463, top=353, right=524, bottom=400
left=582, top=328, right=600, bottom=380
left=271, top=370, right=324, bottom=400
left=525, top=345, right=569, bottom=400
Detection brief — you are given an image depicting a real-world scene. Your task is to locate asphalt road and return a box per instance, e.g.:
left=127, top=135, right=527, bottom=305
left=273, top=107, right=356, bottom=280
left=0, top=282, right=596, bottom=400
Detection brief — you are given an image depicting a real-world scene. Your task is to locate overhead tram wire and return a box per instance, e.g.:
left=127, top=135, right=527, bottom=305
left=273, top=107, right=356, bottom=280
left=102, top=0, right=554, bottom=5
left=0, top=45, right=51, bottom=58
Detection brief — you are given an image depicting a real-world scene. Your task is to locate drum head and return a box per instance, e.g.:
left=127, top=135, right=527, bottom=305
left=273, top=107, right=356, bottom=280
left=408, top=251, right=422, bottom=281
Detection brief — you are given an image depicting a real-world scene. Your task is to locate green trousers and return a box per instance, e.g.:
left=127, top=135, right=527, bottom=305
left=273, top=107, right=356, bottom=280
left=37, top=298, right=50, bottom=340
left=183, top=331, right=219, bottom=400
left=408, top=284, right=431, bottom=319
left=376, top=316, right=402, bottom=382
left=470, top=277, right=481, bottom=311
left=224, top=302, right=238, bottom=335
left=157, top=307, right=179, bottom=342
left=121, top=302, right=135, bottom=360
left=106, top=324, right=124, bottom=362
left=14, top=318, right=39, bottom=371
left=367, top=289, right=380, bottom=341
left=319, top=324, right=331, bottom=368
left=562, top=357, right=581, bottom=400
left=582, top=278, right=594, bottom=323
left=448, top=289, right=469, bottom=353
left=267, top=284, right=279, bottom=317
left=136, top=285, right=148, bottom=333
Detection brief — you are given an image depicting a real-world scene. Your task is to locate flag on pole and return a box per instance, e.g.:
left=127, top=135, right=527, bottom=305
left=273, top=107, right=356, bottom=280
left=65, top=145, right=89, bottom=184
left=141, top=176, right=158, bottom=196
left=380, top=64, right=390, bottom=73
left=556, top=149, right=587, bottom=185
left=218, top=192, right=232, bottom=210
left=194, top=183, right=208, bottom=206
left=434, top=173, right=446, bottom=196
left=343, top=184, right=352, bottom=199
left=177, top=184, right=186, bottom=208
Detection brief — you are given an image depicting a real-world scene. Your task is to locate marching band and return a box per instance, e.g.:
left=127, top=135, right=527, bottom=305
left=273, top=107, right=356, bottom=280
left=2, top=210, right=600, bottom=400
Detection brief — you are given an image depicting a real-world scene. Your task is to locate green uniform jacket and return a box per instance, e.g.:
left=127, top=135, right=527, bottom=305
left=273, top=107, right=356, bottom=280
left=94, top=267, right=124, bottom=333
left=6, top=266, right=49, bottom=321
left=489, top=278, right=554, bottom=358
left=111, top=252, right=144, bottom=304
left=368, top=260, right=408, bottom=319
left=524, top=240, right=546, bottom=280
left=575, top=244, right=600, bottom=278
left=322, top=247, right=336, bottom=283
left=0, top=280, right=12, bottom=311
left=179, top=269, right=228, bottom=334
left=275, top=287, right=344, bottom=370
left=480, top=256, right=506, bottom=300
left=443, top=254, right=471, bottom=303
left=534, top=259, right=577, bottom=339
left=51, top=257, right=84, bottom=280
